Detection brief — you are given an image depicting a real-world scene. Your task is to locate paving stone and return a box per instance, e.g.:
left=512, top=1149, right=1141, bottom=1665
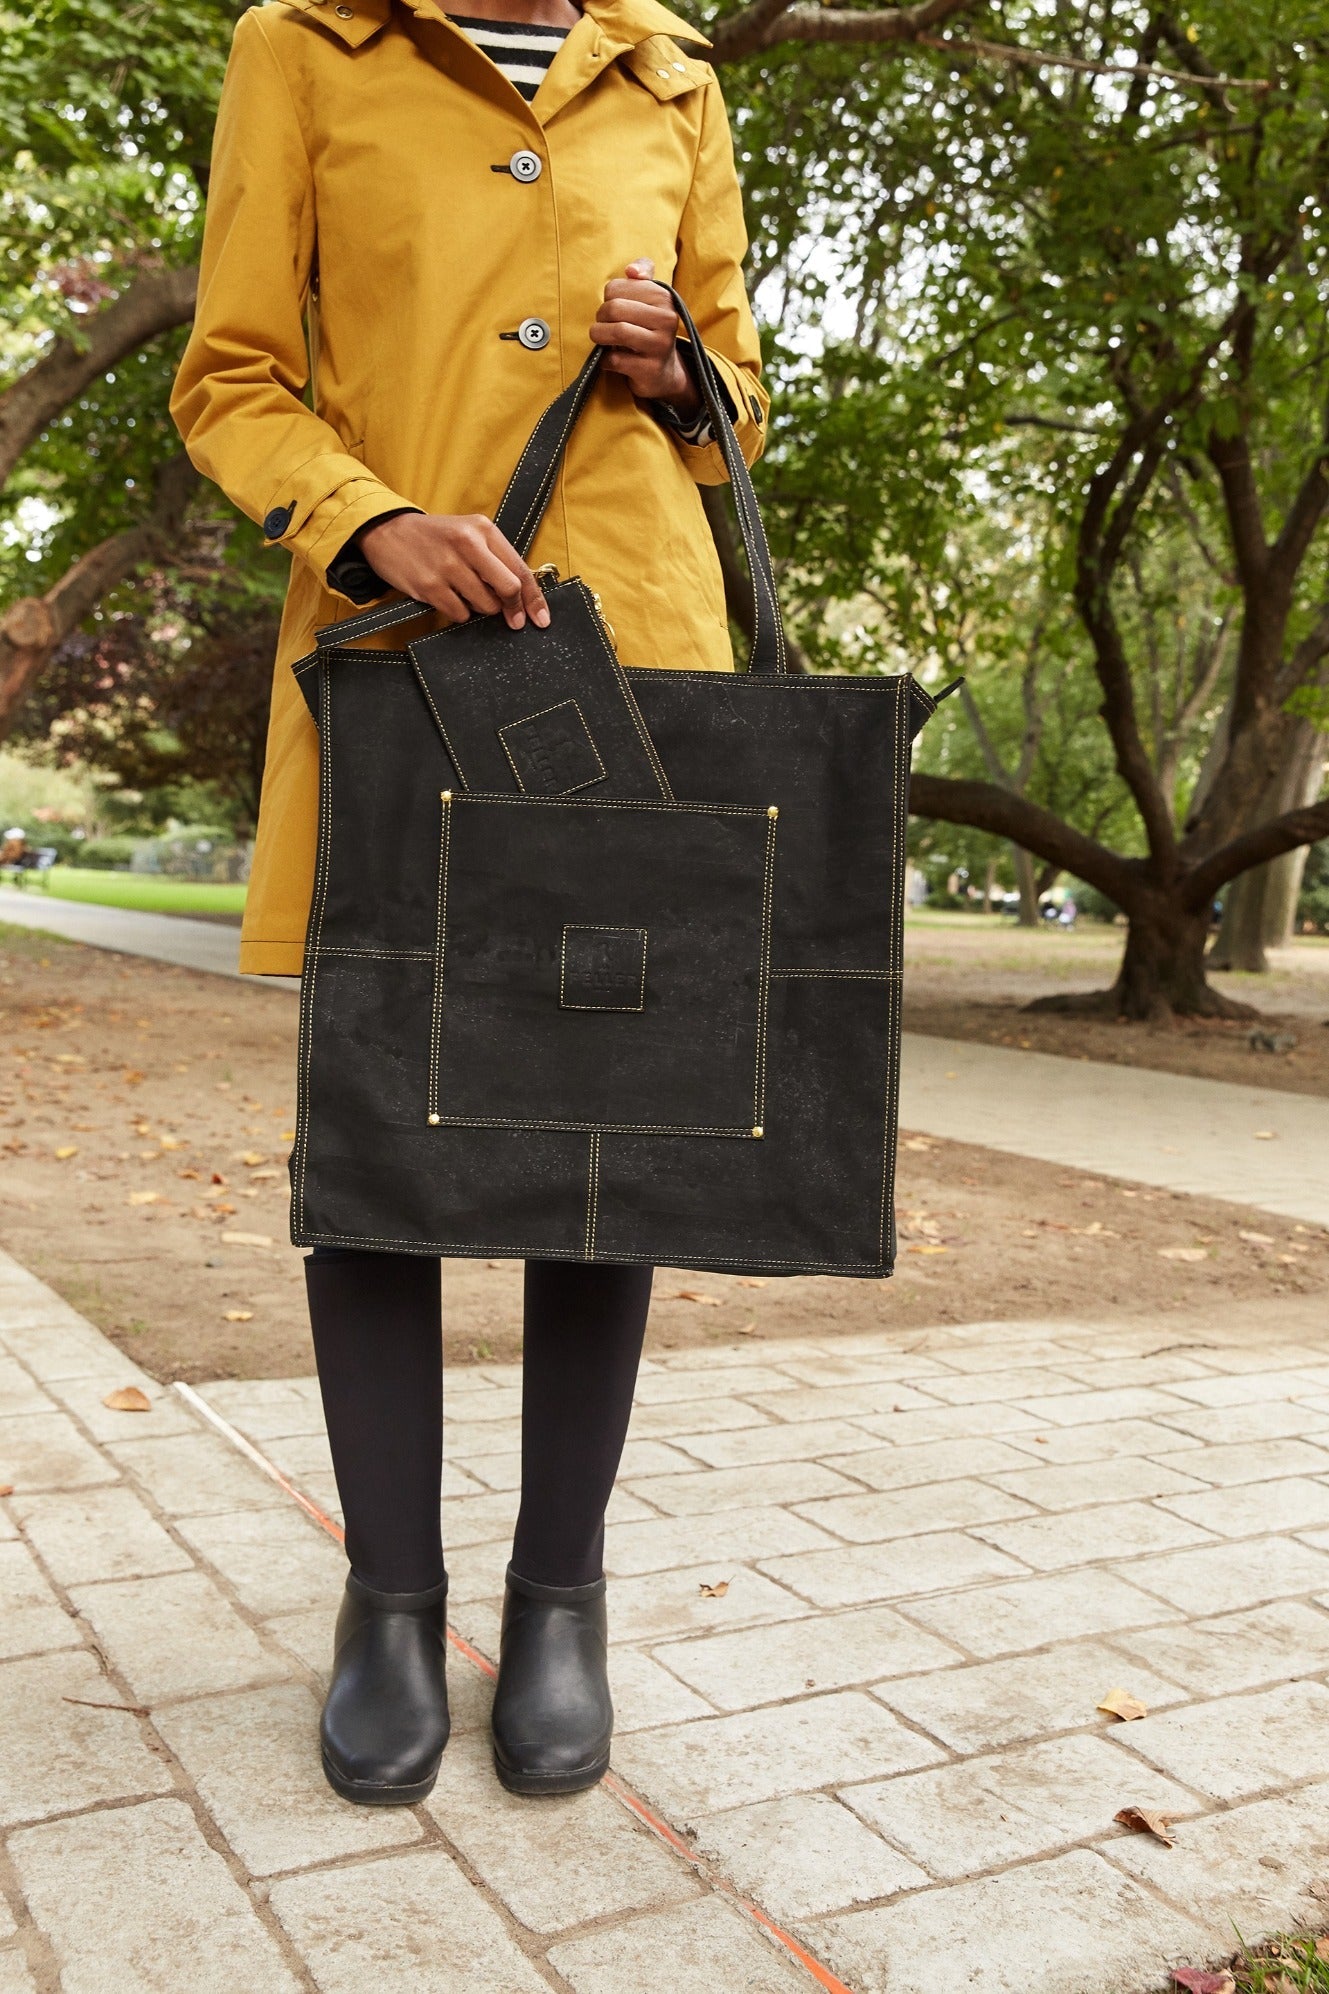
left=841, top=1733, right=1200, bottom=1880
left=0, top=1905, right=13, bottom=1944
left=1161, top=1367, right=1324, bottom=1409
left=1116, top=1599, right=1329, bottom=1697
left=774, top=1349, right=949, bottom=1387
left=260, top=1429, right=335, bottom=1481
left=903, top=1569, right=1180, bottom=1660
left=46, top=1371, right=199, bottom=1441
left=693, top=1792, right=927, bottom=1921
left=652, top=1604, right=962, bottom=1712
left=107, top=1430, right=290, bottom=1516
left=1050, top=1354, right=1220, bottom=1391
left=0, top=1410, right=118, bottom=1493
left=13, top=1486, right=192, bottom=1591
left=605, top=1506, right=838, bottom=1578
left=1001, top=1418, right=1205, bottom=1465
left=972, top=1500, right=1215, bottom=1572
left=791, top=1479, right=1036, bottom=1544
left=663, top=1419, right=881, bottom=1469
left=196, top=1379, right=330, bottom=1441
left=874, top=1639, right=1189, bottom=1752
left=153, top=1682, right=423, bottom=1874
left=1106, top=1783, right=1329, bottom=1945
left=758, top=1531, right=1027, bottom=1610
left=607, top=1645, right=715, bottom=1729
left=612, top=1689, right=943, bottom=1817
left=1113, top=1679, right=1329, bottom=1800
left=739, top=1381, right=945, bottom=1423
left=0, top=1538, right=82, bottom=1659
left=547, top=1890, right=816, bottom=1993
left=426, top=1732, right=691, bottom=1932
left=1173, top=1437, right=1329, bottom=1485
left=0, top=1950, right=37, bottom=1993
left=0, top=1649, right=173, bottom=1826
left=607, top=1565, right=814, bottom=1646
left=1120, top=1535, right=1329, bottom=1617
left=9, top=1798, right=301, bottom=1993
left=854, top=1403, right=1046, bottom=1446
left=633, top=1365, right=800, bottom=1405
left=983, top=1456, right=1211, bottom=1511
left=1014, top=1386, right=1193, bottom=1427
left=269, top=1847, right=551, bottom=1993
left=623, top=1460, right=862, bottom=1516
left=909, top=1367, right=1090, bottom=1407
left=70, top=1569, right=285, bottom=1702
left=0, top=1356, right=54, bottom=1418
left=430, top=1413, right=526, bottom=1458
left=173, top=1505, right=343, bottom=1616
left=0, top=1315, right=119, bottom=1382
left=819, top=1436, right=1039, bottom=1493
left=629, top=1397, right=780, bottom=1443
left=809, top=1847, right=1207, bottom=1994
left=0, top=1503, right=14, bottom=1541
left=907, top=1336, right=1076, bottom=1374
left=1153, top=1401, right=1329, bottom=1446
left=1160, top=1476, right=1329, bottom=1539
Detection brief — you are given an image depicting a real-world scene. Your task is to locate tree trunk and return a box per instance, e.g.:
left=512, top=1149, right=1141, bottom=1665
left=1208, top=720, right=1326, bottom=971
left=1011, top=844, right=1039, bottom=925
left=1026, top=892, right=1256, bottom=1021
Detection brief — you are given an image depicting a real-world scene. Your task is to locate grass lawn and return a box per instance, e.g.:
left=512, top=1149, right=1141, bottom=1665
left=3, top=867, right=247, bottom=916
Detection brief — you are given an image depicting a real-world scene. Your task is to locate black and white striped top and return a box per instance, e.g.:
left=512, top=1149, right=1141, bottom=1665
left=450, top=13, right=570, bottom=100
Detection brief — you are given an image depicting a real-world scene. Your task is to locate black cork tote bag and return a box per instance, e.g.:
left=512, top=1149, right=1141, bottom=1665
left=288, top=291, right=953, bottom=1278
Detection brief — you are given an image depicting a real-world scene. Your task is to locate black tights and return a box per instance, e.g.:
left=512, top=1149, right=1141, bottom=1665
left=305, top=1251, right=652, bottom=1595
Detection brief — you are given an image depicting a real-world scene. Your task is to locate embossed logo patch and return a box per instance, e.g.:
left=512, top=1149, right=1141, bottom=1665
left=560, top=926, right=647, bottom=1012
left=498, top=700, right=606, bottom=796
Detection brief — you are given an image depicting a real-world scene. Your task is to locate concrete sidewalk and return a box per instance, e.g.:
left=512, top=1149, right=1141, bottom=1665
left=4, top=1245, right=1329, bottom=1992
left=0, top=889, right=259, bottom=981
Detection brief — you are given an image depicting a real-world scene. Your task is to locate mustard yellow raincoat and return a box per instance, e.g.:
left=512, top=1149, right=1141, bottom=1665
left=171, top=0, right=768, bottom=975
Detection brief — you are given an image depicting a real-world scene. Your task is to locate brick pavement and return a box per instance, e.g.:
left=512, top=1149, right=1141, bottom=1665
left=2, top=1245, right=1329, bottom=1992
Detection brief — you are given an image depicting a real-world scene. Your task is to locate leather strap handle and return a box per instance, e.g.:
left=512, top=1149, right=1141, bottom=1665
left=314, top=288, right=787, bottom=673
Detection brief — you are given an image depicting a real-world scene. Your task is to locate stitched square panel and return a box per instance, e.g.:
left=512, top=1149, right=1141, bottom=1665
left=428, top=795, right=776, bottom=1137
left=560, top=926, right=646, bottom=1011
left=499, top=699, right=606, bottom=795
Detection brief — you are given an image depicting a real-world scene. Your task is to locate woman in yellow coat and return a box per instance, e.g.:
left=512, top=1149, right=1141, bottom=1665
left=172, top=0, right=767, bottom=1805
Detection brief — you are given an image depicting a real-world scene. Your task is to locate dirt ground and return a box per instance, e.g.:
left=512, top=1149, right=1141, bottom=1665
left=903, top=920, right=1329, bottom=1099
left=3, top=919, right=1326, bottom=1386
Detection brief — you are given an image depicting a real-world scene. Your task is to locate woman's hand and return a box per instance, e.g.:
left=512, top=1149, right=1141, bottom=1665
left=591, top=258, right=701, bottom=416
left=357, top=512, right=550, bottom=628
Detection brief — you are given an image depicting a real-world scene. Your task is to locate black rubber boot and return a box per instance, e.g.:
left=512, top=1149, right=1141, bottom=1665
left=320, top=1573, right=450, bottom=1805
left=490, top=1565, right=612, bottom=1795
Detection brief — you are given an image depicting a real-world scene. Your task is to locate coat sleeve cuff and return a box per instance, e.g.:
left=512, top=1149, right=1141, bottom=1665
left=668, top=346, right=768, bottom=486
left=261, top=454, right=420, bottom=583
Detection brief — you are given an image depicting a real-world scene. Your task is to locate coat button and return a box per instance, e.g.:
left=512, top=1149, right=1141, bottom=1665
left=509, top=148, right=542, bottom=182
left=335, top=4, right=353, bottom=14
left=263, top=503, right=295, bottom=539
left=516, top=317, right=551, bottom=350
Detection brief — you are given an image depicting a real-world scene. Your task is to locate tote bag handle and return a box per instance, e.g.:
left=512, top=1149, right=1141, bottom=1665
left=314, top=287, right=788, bottom=675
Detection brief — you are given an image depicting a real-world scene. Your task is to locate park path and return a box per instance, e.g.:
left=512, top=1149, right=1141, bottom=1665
left=5, top=1244, right=1329, bottom=1992
left=3, top=889, right=1326, bottom=1224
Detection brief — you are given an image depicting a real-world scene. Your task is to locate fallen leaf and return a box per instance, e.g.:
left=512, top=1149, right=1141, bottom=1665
left=238, top=1150, right=267, bottom=1166
left=671, top=1288, right=721, bottom=1306
left=907, top=1244, right=948, bottom=1255
left=1172, top=1971, right=1235, bottom=1994
left=1238, top=1229, right=1275, bottom=1245
left=222, top=1309, right=254, bottom=1322
left=211, top=1171, right=228, bottom=1185
left=102, top=1386, right=152, bottom=1412
left=127, top=1190, right=163, bottom=1206
left=698, top=1579, right=730, bottom=1598
left=736, top=1321, right=757, bottom=1335
left=1098, top=1686, right=1149, bottom=1722
left=1115, top=1805, right=1175, bottom=1846
left=53, top=1145, right=78, bottom=1160
left=212, top=1202, right=237, bottom=1217
left=178, top=1168, right=201, bottom=1181
left=1315, top=1939, right=1329, bottom=1962
left=903, top=1136, right=936, bottom=1151
left=158, top=1136, right=183, bottom=1151
left=248, top=1167, right=279, bottom=1181
left=737, top=1277, right=768, bottom=1288
left=1159, top=1246, right=1207, bottom=1262
left=221, top=1231, right=275, bottom=1248
left=1253, top=1130, right=1277, bottom=1140
left=0, top=1484, right=13, bottom=1497
left=280, top=1129, right=296, bottom=1141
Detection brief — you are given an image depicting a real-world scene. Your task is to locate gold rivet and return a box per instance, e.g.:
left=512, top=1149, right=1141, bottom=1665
left=440, top=790, right=452, bottom=802
left=752, top=1125, right=764, bottom=1138
left=428, top=1113, right=440, bottom=1125
left=767, top=805, right=778, bottom=819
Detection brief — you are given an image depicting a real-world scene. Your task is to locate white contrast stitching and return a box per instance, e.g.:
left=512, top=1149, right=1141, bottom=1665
left=498, top=698, right=608, bottom=795
left=559, top=925, right=647, bottom=1011
left=428, top=794, right=452, bottom=1121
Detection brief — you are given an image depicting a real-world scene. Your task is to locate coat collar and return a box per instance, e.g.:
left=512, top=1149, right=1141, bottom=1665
left=279, top=0, right=709, bottom=56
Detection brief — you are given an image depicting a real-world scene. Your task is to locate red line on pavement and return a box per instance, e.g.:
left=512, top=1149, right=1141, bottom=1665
left=176, top=1381, right=858, bottom=1994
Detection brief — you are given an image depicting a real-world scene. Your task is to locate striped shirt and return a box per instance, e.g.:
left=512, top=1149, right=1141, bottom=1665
left=450, top=13, right=570, bottom=100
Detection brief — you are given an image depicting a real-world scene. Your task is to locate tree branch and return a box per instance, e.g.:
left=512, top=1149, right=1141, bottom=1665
left=1183, top=797, right=1329, bottom=911
left=708, top=0, right=974, bottom=63
left=0, top=454, right=199, bottom=739
left=917, top=30, right=1270, bottom=93
left=908, top=772, right=1139, bottom=905
left=0, top=265, right=198, bottom=487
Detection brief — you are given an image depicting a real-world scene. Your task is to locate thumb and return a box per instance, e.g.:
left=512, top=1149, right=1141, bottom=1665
left=625, top=256, right=656, bottom=281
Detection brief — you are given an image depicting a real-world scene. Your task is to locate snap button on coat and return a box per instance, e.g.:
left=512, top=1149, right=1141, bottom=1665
left=509, top=147, right=542, bottom=181
left=170, top=0, right=769, bottom=978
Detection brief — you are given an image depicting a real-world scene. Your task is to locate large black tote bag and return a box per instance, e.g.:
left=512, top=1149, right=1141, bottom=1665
left=288, top=293, right=950, bottom=1278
